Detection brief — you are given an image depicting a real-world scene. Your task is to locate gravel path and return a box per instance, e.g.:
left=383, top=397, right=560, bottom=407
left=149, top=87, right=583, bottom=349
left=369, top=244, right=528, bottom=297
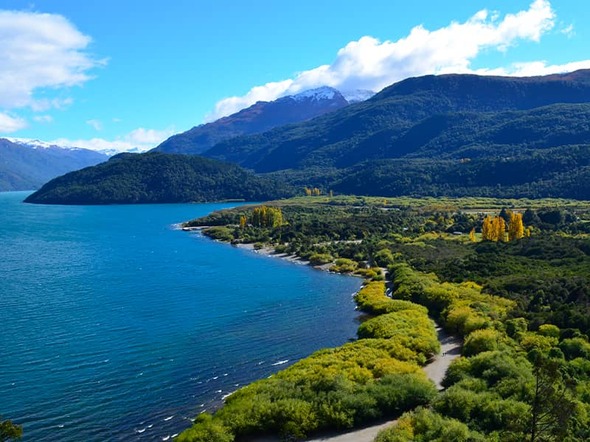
left=303, top=419, right=398, bottom=442
left=423, top=325, right=462, bottom=390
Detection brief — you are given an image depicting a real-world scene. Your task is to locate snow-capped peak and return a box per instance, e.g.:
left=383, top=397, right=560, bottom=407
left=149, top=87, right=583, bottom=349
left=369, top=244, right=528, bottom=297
left=341, top=89, right=376, bottom=103
left=291, top=86, right=340, bottom=102
left=3, top=137, right=147, bottom=157
left=6, top=137, right=80, bottom=151
left=287, top=86, right=374, bottom=104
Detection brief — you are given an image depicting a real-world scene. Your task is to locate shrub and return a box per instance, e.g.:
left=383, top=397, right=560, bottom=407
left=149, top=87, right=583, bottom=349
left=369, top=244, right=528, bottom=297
left=357, top=311, right=439, bottom=358
left=203, top=226, right=235, bottom=242
left=176, top=414, right=234, bottom=442
left=518, top=332, right=558, bottom=352
left=463, top=329, right=502, bottom=357
left=375, top=407, right=487, bottom=442
left=538, top=324, right=560, bottom=339
left=309, top=253, right=333, bottom=265
left=505, top=318, right=528, bottom=338
left=559, top=337, right=590, bottom=360
left=330, top=258, right=358, bottom=273
left=444, top=305, right=487, bottom=336
left=375, top=248, right=396, bottom=267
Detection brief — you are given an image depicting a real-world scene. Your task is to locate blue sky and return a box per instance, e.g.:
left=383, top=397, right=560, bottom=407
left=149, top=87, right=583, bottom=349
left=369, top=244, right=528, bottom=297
left=0, top=0, right=588, bottom=152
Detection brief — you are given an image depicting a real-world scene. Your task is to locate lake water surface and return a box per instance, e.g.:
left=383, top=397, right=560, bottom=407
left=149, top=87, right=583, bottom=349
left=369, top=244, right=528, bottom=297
left=0, top=192, right=362, bottom=441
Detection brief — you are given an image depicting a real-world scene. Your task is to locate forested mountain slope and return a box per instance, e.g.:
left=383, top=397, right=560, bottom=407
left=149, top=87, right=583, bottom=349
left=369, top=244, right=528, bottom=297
left=204, top=70, right=590, bottom=173
left=154, top=87, right=352, bottom=155
left=24, top=152, right=294, bottom=204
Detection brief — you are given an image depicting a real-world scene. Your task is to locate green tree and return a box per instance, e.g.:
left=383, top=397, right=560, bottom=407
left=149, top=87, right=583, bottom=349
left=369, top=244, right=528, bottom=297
left=0, top=417, right=22, bottom=442
left=527, top=350, right=577, bottom=442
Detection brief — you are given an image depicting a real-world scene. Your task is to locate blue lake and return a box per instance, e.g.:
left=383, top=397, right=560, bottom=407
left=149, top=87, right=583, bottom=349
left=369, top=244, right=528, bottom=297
left=0, top=192, right=362, bottom=441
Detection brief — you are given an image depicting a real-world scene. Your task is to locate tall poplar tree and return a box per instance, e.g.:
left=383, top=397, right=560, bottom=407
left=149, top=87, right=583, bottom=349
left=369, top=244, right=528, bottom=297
left=494, top=216, right=507, bottom=242
left=508, top=212, right=525, bottom=241
left=482, top=215, right=494, bottom=241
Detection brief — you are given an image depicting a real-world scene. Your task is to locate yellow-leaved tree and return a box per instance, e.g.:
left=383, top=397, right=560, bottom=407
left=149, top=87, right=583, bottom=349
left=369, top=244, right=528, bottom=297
left=493, top=215, right=506, bottom=242
left=482, top=215, right=506, bottom=242
left=482, top=215, right=495, bottom=241
left=508, top=212, right=525, bottom=241
left=482, top=212, right=526, bottom=242
left=250, top=206, right=284, bottom=228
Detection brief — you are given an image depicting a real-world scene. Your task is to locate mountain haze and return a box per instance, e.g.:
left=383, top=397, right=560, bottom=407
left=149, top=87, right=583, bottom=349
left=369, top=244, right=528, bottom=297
left=0, top=138, right=109, bottom=191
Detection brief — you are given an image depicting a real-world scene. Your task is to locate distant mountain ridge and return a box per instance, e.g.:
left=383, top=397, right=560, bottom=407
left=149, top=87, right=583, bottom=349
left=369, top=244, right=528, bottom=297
left=204, top=70, right=590, bottom=172
left=154, top=86, right=372, bottom=155
left=0, top=138, right=109, bottom=191
left=7, top=137, right=146, bottom=157
left=25, top=70, right=590, bottom=203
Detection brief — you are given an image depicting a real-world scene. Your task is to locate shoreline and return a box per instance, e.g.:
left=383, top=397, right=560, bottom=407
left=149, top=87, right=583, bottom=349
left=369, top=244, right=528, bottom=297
left=233, top=242, right=312, bottom=266
left=232, top=242, right=362, bottom=275
left=180, top=230, right=462, bottom=442
left=181, top=227, right=356, bottom=274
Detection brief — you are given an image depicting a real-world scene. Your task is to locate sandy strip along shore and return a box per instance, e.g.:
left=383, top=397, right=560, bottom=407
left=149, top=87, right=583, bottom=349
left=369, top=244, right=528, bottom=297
left=214, top=241, right=463, bottom=442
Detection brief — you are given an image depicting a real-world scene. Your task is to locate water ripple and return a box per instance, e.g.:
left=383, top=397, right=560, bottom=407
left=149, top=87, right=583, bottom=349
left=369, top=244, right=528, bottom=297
left=0, top=193, right=362, bottom=441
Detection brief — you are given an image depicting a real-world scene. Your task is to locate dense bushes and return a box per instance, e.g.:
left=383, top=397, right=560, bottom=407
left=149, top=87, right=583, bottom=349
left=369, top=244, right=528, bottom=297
left=462, top=329, right=502, bottom=356
left=354, top=281, right=428, bottom=316
left=178, top=277, right=438, bottom=441
left=375, top=407, right=487, bottom=442
left=357, top=311, right=439, bottom=358
left=374, top=264, right=590, bottom=441
left=388, top=263, right=514, bottom=337
left=181, top=197, right=590, bottom=441
left=377, top=275, right=590, bottom=442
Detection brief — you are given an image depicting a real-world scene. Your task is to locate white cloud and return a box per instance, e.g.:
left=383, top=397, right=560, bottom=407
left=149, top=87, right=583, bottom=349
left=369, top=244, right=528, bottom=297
left=470, top=59, right=590, bottom=77
left=50, top=127, right=175, bottom=153
left=86, top=119, right=103, bottom=131
left=561, top=24, right=575, bottom=38
left=126, top=127, right=172, bottom=145
left=0, top=113, right=27, bottom=132
left=31, top=97, right=74, bottom=112
left=0, top=10, right=102, bottom=110
left=207, top=0, right=564, bottom=121
left=206, top=80, right=293, bottom=122
left=33, top=115, right=53, bottom=123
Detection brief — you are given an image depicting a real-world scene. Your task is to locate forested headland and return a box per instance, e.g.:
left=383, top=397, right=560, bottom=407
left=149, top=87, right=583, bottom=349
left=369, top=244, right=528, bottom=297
left=178, top=195, right=590, bottom=441
left=24, top=152, right=295, bottom=204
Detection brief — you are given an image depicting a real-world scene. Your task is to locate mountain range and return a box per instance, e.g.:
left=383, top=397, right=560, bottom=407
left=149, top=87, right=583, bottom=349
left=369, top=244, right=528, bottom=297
left=25, top=70, right=590, bottom=204
left=0, top=138, right=109, bottom=192
left=204, top=70, right=590, bottom=171
left=154, top=87, right=371, bottom=155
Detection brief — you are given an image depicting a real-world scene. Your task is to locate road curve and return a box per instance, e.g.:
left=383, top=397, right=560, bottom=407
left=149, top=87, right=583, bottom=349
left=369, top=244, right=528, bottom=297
left=304, top=325, right=462, bottom=442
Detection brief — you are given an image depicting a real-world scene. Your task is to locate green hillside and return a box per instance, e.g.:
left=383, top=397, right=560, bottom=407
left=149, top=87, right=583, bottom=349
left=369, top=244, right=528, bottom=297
left=24, top=152, right=294, bottom=204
